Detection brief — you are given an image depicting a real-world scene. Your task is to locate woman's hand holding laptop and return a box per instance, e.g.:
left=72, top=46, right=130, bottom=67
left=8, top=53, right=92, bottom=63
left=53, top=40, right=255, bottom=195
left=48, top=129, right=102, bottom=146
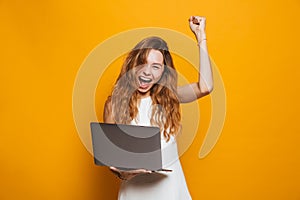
left=109, top=166, right=152, bottom=181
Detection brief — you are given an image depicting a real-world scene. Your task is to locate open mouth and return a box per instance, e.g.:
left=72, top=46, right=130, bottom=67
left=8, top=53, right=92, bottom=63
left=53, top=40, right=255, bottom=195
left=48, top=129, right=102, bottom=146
left=139, top=76, right=152, bottom=83
left=138, top=76, right=152, bottom=89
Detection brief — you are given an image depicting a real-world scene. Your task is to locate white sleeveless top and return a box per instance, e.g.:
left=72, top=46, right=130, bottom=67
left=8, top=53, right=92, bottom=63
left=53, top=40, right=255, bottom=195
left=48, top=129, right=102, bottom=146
left=118, top=96, right=192, bottom=200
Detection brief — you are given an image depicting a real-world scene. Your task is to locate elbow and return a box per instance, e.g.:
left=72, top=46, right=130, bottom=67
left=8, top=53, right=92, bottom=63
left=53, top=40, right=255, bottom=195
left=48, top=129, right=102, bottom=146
left=196, top=84, right=213, bottom=99
left=199, top=79, right=214, bottom=96
left=201, top=84, right=214, bottom=95
left=201, top=86, right=213, bottom=97
left=207, top=84, right=214, bottom=94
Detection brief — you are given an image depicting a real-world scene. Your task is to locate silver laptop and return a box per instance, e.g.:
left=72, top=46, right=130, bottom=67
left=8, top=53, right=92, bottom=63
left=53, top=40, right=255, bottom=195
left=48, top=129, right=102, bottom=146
left=90, top=122, right=171, bottom=172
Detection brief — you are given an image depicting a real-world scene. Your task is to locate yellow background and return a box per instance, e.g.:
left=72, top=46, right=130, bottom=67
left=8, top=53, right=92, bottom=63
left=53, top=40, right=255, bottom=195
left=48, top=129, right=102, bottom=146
left=1, top=0, right=300, bottom=199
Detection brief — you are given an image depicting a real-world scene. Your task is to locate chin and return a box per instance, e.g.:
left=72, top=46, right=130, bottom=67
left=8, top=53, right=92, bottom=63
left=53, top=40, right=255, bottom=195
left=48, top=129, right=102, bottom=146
left=138, top=88, right=150, bottom=94
left=137, top=87, right=152, bottom=96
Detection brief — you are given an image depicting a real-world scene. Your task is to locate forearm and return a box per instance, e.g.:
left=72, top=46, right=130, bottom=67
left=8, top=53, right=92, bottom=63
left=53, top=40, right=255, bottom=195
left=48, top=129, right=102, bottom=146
left=196, top=32, right=214, bottom=93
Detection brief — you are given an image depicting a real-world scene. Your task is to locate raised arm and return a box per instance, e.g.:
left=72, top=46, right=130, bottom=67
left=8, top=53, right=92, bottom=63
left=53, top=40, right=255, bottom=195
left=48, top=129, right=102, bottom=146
left=177, top=16, right=214, bottom=103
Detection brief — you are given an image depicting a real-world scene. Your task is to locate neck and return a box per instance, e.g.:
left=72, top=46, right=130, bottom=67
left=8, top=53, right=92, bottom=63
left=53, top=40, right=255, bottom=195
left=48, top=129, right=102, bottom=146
left=137, top=91, right=150, bottom=99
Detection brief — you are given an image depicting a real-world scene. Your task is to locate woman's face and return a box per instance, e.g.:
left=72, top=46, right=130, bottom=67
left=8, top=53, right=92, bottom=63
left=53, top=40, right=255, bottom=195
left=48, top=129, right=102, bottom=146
left=135, top=49, right=164, bottom=97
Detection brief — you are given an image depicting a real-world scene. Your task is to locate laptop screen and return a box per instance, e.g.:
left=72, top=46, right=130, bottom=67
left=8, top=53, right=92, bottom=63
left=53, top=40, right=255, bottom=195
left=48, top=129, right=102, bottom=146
left=90, top=122, right=163, bottom=171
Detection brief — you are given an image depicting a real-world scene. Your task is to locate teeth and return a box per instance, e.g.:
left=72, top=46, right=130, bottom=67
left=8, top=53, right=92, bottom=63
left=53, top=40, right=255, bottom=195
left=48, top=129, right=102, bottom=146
left=139, top=76, right=152, bottom=83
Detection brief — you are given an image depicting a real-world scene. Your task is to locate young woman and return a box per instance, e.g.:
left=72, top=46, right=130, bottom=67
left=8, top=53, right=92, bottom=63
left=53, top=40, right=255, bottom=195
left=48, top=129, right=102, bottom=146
left=104, top=16, right=213, bottom=200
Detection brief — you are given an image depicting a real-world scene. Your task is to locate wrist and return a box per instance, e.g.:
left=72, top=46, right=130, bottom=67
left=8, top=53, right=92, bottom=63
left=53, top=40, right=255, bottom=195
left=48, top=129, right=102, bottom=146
left=196, top=33, right=207, bottom=46
left=196, top=35, right=206, bottom=42
left=197, top=38, right=207, bottom=46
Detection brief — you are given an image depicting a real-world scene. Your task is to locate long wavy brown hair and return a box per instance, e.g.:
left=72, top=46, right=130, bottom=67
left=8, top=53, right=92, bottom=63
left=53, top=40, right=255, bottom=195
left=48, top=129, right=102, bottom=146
left=107, top=36, right=181, bottom=141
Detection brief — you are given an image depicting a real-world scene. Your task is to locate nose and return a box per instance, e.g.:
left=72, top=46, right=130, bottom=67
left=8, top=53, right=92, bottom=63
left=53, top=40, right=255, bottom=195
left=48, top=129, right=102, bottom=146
left=142, top=65, right=151, bottom=76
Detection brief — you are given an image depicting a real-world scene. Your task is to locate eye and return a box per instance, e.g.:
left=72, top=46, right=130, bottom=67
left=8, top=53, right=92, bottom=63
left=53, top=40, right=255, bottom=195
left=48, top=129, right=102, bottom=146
left=152, top=65, right=162, bottom=70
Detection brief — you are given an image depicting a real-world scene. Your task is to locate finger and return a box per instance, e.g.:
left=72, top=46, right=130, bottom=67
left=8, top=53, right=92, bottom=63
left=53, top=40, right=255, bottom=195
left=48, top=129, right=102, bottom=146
left=189, top=16, right=199, bottom=25
left=137, top=169, right=152, bottom=174
left=192, top=17, right=200, bottom=25
left=189, top=16, right=195, bottom=27
left=130, top=169, right=147, bottom=173
left=127, top=169, right=152, bottom=174
left=144, top=169, right=152, bottom=173
left=109, top=167, right=122, bottom=179
left=139, top=169, right=152, bottom=173
left=109, top=167, right=122, bottom=174
left=109, top=166, right=118, bottom=171
left=199, top=17, right=206, bottom=23
left=189, top=16, right=202, bottom=26
left=193, top=16, right=206, bottom=23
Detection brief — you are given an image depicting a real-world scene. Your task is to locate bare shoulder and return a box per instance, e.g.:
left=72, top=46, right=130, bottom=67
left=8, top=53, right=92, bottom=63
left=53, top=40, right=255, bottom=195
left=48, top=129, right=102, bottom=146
left=103, top=96, right=115, bottom=123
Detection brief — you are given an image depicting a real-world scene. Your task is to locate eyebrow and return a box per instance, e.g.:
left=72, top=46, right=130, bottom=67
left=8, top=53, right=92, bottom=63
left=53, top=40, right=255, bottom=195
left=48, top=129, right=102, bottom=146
left=152, top=63, right=163, bottom=66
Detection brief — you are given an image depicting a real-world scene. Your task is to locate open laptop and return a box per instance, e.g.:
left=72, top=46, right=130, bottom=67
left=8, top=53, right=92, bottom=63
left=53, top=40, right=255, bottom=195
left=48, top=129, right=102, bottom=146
left=90, top=122, right=172, bottom=172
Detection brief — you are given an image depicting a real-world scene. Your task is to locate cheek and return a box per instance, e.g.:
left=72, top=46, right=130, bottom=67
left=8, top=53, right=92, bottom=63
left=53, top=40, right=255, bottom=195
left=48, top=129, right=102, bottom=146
left=135, top=69, right=143, bottom=77
left=153, top=70, right=164, bottom=82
